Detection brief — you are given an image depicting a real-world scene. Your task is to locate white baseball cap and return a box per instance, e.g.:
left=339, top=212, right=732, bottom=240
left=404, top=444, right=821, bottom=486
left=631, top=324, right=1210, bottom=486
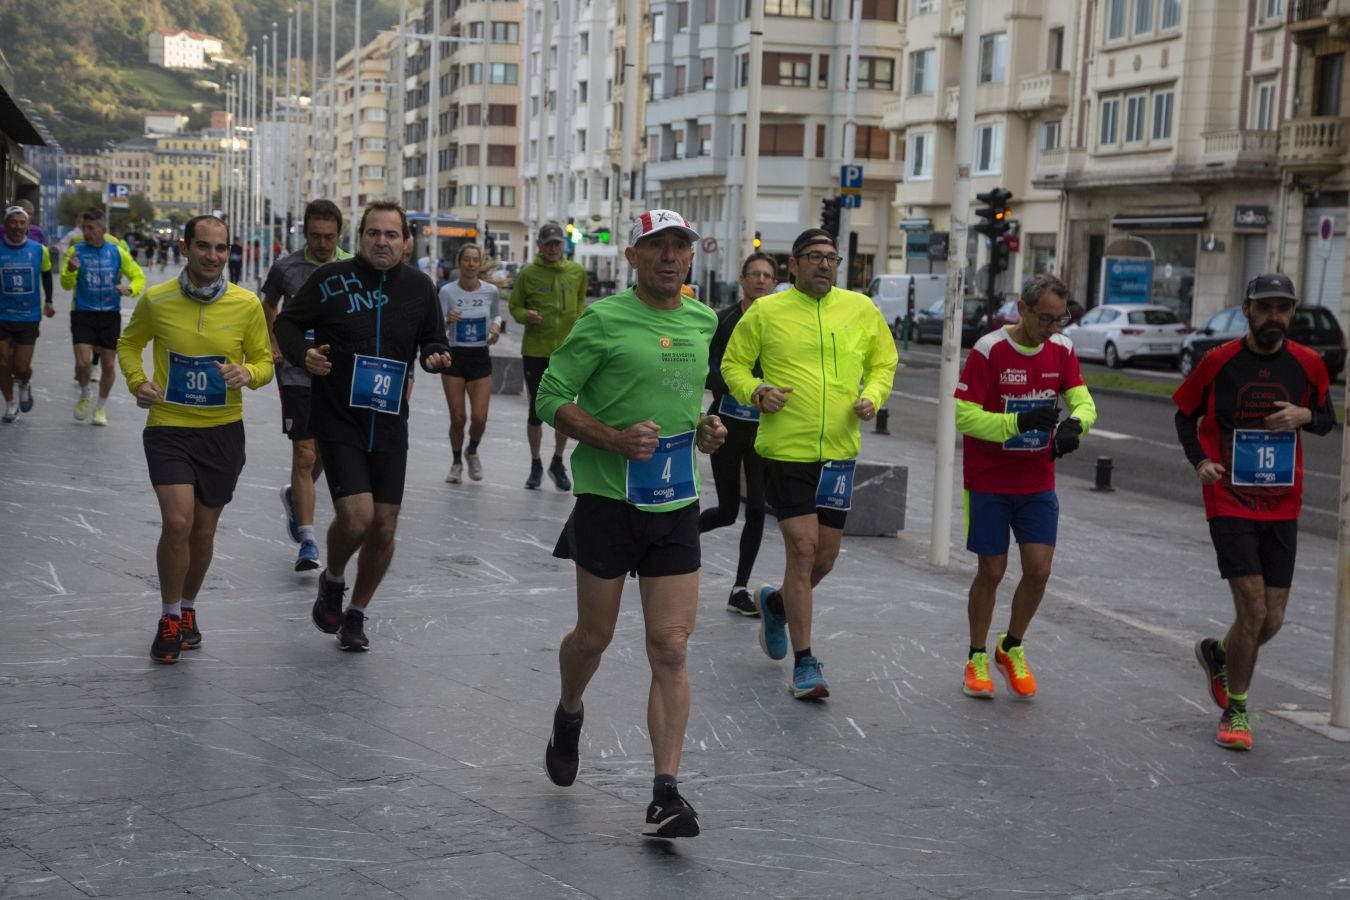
left=630, top=209, right=699, bottom=246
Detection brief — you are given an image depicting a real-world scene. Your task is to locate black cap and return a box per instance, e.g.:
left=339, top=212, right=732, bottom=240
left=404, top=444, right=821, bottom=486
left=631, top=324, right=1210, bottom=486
left=1246, top=272, right=1297, bottom=301
left=791, top=228, right=836, bottom=257
left=538, top=223, right=565, bottom=244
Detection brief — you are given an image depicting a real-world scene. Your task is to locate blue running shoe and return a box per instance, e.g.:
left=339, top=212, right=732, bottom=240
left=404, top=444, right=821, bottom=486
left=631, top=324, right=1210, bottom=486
left=295, top=538, right=321, bottom=572
left=756, top=585, right=788, bottom=660
left=280, top=485, right=301, bottom=544
left=790, top=655, right=830, bottom=700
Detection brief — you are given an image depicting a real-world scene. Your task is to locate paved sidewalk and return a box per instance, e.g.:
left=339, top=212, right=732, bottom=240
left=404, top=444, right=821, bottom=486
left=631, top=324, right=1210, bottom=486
left=1, top=293, right=1348, bottom=897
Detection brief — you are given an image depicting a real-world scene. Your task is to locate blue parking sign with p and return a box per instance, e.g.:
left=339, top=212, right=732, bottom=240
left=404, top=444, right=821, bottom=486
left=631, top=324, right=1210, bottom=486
left=840, top=165, right=863, bottom=189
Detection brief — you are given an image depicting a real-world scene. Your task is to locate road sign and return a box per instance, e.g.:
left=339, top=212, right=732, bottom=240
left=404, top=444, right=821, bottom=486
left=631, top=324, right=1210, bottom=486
left=839, top=165, right=863, bottom=194
left=840, top=193, right=861, bottom=209
left=700, top=236, right=718, bottom=254
left=1319, top=214, right=1335, bottom=259
left=106, top=182, right=130, bottom=209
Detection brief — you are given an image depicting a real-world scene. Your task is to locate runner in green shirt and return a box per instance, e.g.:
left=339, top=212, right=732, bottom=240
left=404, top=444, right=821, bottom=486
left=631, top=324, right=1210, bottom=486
left=533, top=209, right=725, bottom=839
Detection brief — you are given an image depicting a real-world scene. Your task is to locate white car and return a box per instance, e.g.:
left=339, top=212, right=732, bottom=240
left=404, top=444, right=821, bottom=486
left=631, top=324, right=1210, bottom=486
left=1063, top=303, right=1188, bottom=369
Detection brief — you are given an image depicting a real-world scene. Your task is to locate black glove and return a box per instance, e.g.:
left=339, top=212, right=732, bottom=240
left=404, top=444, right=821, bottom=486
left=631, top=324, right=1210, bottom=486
left=1053, top=417, right=1082, bottom=458
left=1016, top=405, right=1060, bottom=434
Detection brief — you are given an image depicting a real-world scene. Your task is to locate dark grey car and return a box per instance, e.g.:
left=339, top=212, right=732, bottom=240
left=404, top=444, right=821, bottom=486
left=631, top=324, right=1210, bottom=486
left=1178, top=304, right=1346, bottom=381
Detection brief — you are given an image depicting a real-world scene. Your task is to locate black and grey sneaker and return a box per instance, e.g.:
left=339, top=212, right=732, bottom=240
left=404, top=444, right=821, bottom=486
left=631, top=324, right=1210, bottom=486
left=548, top=458, right=572, bottom=491
left=312, top=570, right=346, bottom=634
left=337, top=608, right=369, bottom=651
left=643, top=785, right=700, bottom=839
left=544, top=702, right=584, bottom=786
left=525, top=460, right=544, bottom=490
left=726, top=588, right=760, bottom=617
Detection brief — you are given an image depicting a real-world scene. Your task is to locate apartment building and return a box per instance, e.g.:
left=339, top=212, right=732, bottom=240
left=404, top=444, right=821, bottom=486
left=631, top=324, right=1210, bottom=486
left=1279, top=0, right=1350, bottom=317
left=63, top=149, right=109, bottom=195
left=151, top=136, right=223, bottom=217
left=643, top=0, right=905, bottom=299
left=108, top=138, right=154, bottom=199
left=333, top=31, right=397, bottom=229
left=148, top=29, right=226, bottom=71
left=1038, top=0, right=1293, bottom=325
left=400, top=0, right=528, bottom=263
left=881, top=0, right=1076, bottom=295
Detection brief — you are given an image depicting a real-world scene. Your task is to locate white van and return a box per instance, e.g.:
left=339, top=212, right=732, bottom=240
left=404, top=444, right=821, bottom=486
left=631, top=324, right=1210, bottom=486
left=864, top=274, right=948, bottom=335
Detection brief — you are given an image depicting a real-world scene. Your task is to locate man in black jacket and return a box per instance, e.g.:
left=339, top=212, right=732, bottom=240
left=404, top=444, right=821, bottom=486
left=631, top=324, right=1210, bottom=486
left=275, top=201, right=452, bottom=651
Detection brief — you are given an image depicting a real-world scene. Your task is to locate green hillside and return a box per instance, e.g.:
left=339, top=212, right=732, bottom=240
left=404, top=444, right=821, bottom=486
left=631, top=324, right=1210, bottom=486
left=1, top=0, right=401, bottom=148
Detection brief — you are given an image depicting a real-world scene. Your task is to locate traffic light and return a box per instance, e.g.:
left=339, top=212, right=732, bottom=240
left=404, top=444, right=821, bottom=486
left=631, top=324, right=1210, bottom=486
left=753, top=231, right=762, bottom=249
left=974, top=188, right=1013, bottom=240
left=820, top=197, right=841, bottom=239
left=595, top=227, right=610, bottom=244
left=991, top=238, right=1011, bottom=277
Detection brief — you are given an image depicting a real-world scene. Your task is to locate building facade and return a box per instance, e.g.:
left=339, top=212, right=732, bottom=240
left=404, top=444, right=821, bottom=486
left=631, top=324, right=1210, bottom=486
left=643, top=0, right=905, bottom=300
left=148, top=29, right=225, bottom=71
left=108, top=138, right=155, bottom=199
left=150, top=136, right=223, bottom=218
left=335, top=31, right=397, bottom=229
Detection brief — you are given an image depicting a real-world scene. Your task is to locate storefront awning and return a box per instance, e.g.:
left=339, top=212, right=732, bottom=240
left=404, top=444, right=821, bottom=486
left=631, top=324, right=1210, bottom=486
left=1111, top=213, right=1207, bottom=230
left=899, top=217, right=932, bottom=231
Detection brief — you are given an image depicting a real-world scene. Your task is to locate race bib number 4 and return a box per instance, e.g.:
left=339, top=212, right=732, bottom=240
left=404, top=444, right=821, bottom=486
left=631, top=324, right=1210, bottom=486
left=1003, top=397, right=1054, bottom=451
left=626, top=431, right=697, bottom=506
left=816, top=459, right=856, bottom=511
left=718, top=393, right=760, bottom=422
left=164, top=352, right=227, bottom=407
left=349, top=355, right=407, bottom=415
left=1231, top=429, right=1295, bottom=487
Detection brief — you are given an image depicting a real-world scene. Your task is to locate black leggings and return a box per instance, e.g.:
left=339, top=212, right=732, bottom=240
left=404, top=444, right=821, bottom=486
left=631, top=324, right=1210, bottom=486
left=698, top=418, right=765, bottom=587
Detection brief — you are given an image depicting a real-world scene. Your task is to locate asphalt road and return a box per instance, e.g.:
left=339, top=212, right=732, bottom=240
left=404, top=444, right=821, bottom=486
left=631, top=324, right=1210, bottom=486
left=894, top=344, right=1346, bottom=540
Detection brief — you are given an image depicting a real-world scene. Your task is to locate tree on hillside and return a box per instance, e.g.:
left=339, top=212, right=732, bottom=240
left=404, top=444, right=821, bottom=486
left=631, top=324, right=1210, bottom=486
left=56, top=188, right=104, bottom=228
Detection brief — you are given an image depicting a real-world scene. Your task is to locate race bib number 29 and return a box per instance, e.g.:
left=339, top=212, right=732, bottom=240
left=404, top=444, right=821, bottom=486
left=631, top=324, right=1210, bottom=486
left=349, top=355, right=407, bottom=415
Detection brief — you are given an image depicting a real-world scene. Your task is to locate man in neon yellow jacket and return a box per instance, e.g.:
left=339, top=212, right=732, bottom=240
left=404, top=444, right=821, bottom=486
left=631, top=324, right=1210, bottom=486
left=117, top=215, right=273, bottom=664
left=722, top=228, right=897, bottom=700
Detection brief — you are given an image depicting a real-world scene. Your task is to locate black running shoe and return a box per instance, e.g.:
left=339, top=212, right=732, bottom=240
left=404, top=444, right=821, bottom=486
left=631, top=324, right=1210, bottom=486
left=337, top=608, right=369, bottom=651
left=548, top=459, right=572, bottom=491
left=150, top=614, right=182, bottom=664
left=544, top=702, right=583, bottom=786
left=179, top=608, right=202, bottom=650
left=312, top=570, right=346, bottom=634
left=726, top=588, right=759, bottom=617
left=525, top=460, right=544, bottom=490
left=643, top=785, right=700, bottom=839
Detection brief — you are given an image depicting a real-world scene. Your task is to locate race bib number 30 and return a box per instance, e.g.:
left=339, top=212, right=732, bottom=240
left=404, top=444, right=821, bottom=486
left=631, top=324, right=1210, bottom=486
left=626, top=431, right=697, bottom=506
left=1231, top=429, right=1295, bottom=487
left=816, top=459, right=856, bottom=511
left=164, top=352, right=227, bottom=407
left=349, top=355, right=407, bottom=415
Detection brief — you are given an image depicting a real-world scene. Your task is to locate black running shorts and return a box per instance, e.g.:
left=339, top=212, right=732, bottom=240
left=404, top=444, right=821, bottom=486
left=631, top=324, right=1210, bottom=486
left=0, top=320, right=39, bottom=346
left=318, top=440, right=408, bottom=505
left=764, top=459, right=847, bottom=530
left=523, top=355, right=549, bottom=426
left=278, top=384, right=313, bottom=441
left=71, top=310, right=121, bottom=350
left=443, top=346, right=492, bottom=382
left=143, top=421, right=246, bottom=509
left=1209, top=516, right=1298, bottom=588
left=553, top=494, right=701, bottom=579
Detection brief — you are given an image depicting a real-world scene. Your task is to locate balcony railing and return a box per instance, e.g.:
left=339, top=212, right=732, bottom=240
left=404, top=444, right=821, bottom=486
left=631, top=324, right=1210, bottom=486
left=1200, top=129, right=1280, bottom=167
left=1014, top=71, right=1071, bottom=112
left=1288, top=0, right=1329, bottom=22
left=1278, top=116, right=1350, bottom=175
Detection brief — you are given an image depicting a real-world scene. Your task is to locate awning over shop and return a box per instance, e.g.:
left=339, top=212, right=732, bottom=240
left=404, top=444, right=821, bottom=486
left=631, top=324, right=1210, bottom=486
left=1111, top=213, right=1206, bottom=230
left=0, top=82, right=45, bottom=146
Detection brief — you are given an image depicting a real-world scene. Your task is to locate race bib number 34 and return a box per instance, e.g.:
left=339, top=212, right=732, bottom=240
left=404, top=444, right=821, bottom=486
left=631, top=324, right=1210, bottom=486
left=455, top=318, right=485, bottom=344
left=349, top=355, right=407, bottom=415
left=164, top=352, right=227, bottom=407
left=626, top=431, right=697, bottom=506
left=1231, top=429, right=1295, bottom=487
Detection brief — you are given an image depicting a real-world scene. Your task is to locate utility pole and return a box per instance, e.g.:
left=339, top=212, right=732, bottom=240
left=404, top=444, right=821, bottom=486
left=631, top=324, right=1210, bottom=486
left=534, top=0, right=555, bottom=235
left=741, top=0, right=764, bottom=267
left=425, top=0, right=440, bottom=263
left=477, top=0, right=491, bottom=250
left=350, top=0, right=362, bottom=248
left=929, top=0, right=981, bottom=568
left=837, top=0, right=862, bottom=287
left=1333, top=384, right=1350, bottom=727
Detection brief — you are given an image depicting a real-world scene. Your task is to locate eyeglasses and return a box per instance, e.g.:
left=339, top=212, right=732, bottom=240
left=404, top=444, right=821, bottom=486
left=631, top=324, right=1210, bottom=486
left=1034, top=312, right=1073, bottom=328
left=797, top=251, right=842, bottom=267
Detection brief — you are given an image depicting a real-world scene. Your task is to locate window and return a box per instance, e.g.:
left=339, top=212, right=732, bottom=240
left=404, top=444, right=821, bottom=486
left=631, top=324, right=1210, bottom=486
left=1161, top=0, right=1181, bottom=28
left=649, top=73, right=664, bottom=101
left=736, top=53, right=749, bottom=87
left=492, top=22, right=519, bottom=42
left=973, top=122, right=1002, bottom=174
left=677, top=2, right=689, bottom=29
left=763, top=53, right=811, bottom=87
left=1124, top=93, right=1147, bottom=143
left=672, top=127, right=685, bottom=159
left=467, top=104, right=517, bottom=126
left=910, top=48, right=934, bottom=95
left=363, top=108, right=387, bottom=122
left=856, top=125, right=890, bottom=160
left=702, top=57, right=715, bottom=90
left=1106, top=0, right=1127, bottom=40
left=1133, top=0, right=1154, bottom=36
left=362, top=137, right=386, bottom=152
left=818, top=54, right=830, bottom=88
left=1099, top=97, right=1119, bottom=146
left=1315, top=53, right=1344, bottom=117
left=675, top=65, right=687, bottom=95
left=488, top=145, right=516, bottom=166
left=1151, top=89, right=1174, bottom=140
left=914, top=0, right=934, bottom=12
left=816, top=122, right=827, bottom=158
left=907, top=131, right=933, bottom=179
left=861, top=0, right=898, bottom=20
left=979, top=34, right=1007, bottom=84
left=578, top=81, right=588, bottom=102
left=490, top=63, right=518, bottom=84
left=651, top=10, right=665, bottom=40
left=1253, top=78, right=1277, bottom=131
left=578, top=31, right=589, bottom=52
left=856, top=56, right=895, bottom=90
left=759, top=123, right=806, bottom=156
left=699, top=123, right=712, bottom=156
left=1048, top=27, right=1065, bottom=70
left=361, top=165, right=384, bottom=180
left=765, top=0, right=813, bottom=17
left=1260, top=0, right=1282, bottom=20
left=1039, top=119, right=1062, bottom=151
left=576, top=129, right=587, bottom=152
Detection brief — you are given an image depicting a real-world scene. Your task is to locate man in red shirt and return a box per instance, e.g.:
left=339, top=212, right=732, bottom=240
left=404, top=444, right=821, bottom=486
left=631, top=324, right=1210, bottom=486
left=1175, top=273, right=1334, bottom=751
left=954, top=274, right=1097, bottom=700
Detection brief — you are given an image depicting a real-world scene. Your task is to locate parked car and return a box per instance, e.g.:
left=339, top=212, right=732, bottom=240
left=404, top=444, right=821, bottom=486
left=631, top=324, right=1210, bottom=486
left=1178, top=304, right=1346, bottom=381
left=864, top=274, right=947, bottom=336
left=1063, top=303, right=1189, bottom=368
left=913, top=297, right=983, bottom=346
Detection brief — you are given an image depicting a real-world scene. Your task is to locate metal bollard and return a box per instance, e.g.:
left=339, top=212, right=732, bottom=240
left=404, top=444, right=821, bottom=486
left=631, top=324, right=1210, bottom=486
left=1091, top=456, right=1114, bottom=492
left=874, top=407, right=890, bottom=435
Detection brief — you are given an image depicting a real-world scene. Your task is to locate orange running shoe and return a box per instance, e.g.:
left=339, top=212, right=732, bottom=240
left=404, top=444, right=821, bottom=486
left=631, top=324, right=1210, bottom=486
left=994, top=634, right=1037, bottom=698
left=1215, top=707, right=1252, bottom=751
left=963, top=651, right=995, bottom=698
left=150, top=614, right=181, bottom=664
left=179, top=608, right=201, bottom=650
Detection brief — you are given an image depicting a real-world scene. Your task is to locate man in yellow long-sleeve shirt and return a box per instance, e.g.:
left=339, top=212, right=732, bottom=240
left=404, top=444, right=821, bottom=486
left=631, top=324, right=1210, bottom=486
left=117, top=215, right=273, bottom=664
